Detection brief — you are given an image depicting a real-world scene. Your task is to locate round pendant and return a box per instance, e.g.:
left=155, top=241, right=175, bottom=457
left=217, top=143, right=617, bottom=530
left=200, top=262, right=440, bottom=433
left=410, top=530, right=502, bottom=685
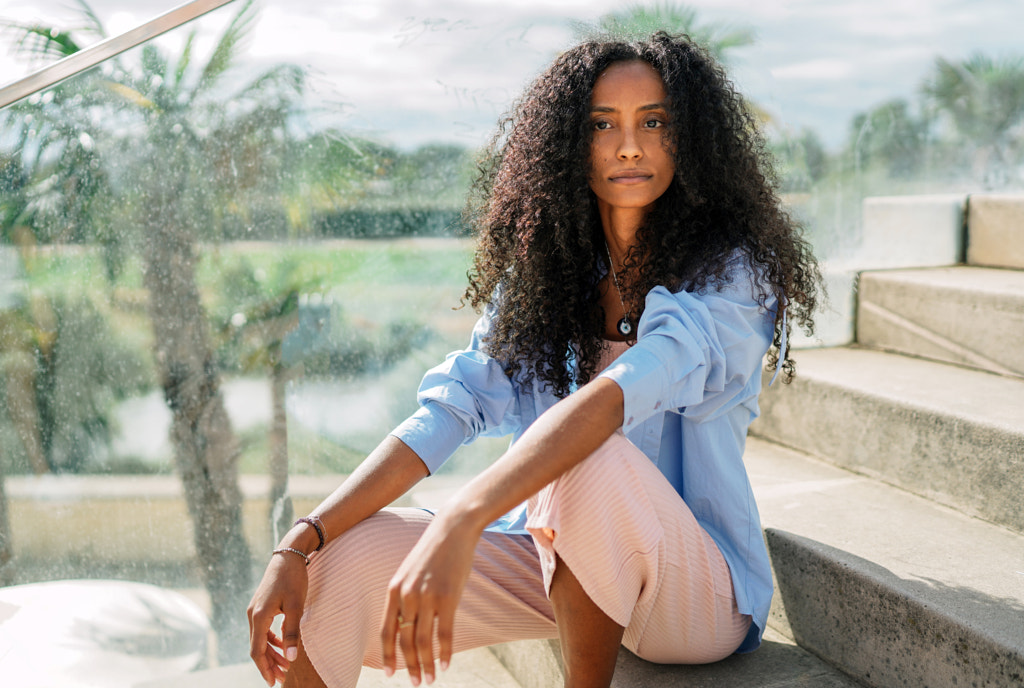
left=616, top=317, right=633, bottom=337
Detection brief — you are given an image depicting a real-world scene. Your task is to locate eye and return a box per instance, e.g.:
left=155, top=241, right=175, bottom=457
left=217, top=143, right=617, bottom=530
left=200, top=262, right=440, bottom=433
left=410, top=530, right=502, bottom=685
left=644, top=117, right=664, bottom=129
left=593, top=120, right=611, bottom=131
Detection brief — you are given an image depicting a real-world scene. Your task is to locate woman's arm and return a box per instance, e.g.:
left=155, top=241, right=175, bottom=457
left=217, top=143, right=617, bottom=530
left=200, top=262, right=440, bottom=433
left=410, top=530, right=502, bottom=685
left=248, top=436, right=429, bottom=687
left=380, top=376, right=624, bottom=686
left=450, top=376, right=624, bottom=531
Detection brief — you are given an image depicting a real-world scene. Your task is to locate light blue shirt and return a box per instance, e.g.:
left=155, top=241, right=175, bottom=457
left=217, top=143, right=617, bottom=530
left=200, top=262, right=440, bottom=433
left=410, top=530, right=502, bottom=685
left=391, top=253, right=776, bottom=653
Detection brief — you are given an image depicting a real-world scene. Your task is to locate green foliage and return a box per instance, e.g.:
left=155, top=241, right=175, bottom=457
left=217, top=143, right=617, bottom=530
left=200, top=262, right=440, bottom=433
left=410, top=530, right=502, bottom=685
left=35, top=296, right=152, bottom=472
left=921, top=53, right=1024, bottom=186
left=846, top=99, right=931, bottom=180
left=923, top=54, right=1024, bottom=145
left=575, top=2, right=755, bottom=63
left=768, top=50, right=1024, bottom=260
left=0, top=292, right=153, bottom=474
left=295, top=319, right=429, bottom=380
left=314, top=208, right=465, bottom=238
left=772, top=127, right=829, bottom=193
left=207, top=254, right=431, bottom=380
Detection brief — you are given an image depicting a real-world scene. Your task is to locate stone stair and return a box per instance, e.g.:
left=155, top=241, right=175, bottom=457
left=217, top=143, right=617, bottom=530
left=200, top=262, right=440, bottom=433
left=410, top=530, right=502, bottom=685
left=136, top=645, right=523, bottom=688
left=746, top=193, right=1024, bottom=688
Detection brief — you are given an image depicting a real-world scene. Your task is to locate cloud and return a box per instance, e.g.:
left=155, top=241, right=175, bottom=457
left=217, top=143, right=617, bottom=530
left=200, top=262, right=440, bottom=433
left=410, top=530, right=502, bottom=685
left=5, top=0, right=1024, bottom=150
left=771, top=59, right=856, bottom=81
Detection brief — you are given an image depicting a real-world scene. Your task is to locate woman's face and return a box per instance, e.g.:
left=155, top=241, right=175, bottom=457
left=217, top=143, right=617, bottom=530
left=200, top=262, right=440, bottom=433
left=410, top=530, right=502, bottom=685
left=588, top=60, right=675, bottom=214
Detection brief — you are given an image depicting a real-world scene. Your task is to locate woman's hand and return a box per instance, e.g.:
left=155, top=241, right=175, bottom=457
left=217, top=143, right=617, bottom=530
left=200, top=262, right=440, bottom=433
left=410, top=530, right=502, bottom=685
left=247, top=551, right=310, bottom=687
left=380, top=514, right=482, bottom=686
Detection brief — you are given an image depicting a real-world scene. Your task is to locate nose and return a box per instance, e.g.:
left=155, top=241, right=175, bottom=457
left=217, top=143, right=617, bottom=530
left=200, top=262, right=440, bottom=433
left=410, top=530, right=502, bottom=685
left=616, top=128, right=642, bottom=160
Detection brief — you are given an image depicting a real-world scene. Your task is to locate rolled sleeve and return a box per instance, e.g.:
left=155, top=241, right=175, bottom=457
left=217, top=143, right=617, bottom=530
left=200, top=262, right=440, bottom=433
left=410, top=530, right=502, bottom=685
left=598, top=260, right=775, bottom=429
left=391, top=402, right=470, bottom=474
left=389, top=307, right=521, bottom=474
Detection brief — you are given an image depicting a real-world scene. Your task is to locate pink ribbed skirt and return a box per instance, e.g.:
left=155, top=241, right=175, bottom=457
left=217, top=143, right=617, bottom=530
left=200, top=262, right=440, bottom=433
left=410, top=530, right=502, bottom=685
left=300, top=432, right=750, bottom=687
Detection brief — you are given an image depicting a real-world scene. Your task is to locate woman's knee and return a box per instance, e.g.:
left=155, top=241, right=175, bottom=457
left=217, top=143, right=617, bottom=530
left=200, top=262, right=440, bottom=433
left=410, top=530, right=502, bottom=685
left=307, top=509, right=429, bottom=604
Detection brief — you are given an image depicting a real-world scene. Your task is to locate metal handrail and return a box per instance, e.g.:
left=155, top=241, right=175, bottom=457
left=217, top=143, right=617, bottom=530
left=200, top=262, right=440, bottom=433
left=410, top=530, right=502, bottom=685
left=0, top=0, right=236, bottom=110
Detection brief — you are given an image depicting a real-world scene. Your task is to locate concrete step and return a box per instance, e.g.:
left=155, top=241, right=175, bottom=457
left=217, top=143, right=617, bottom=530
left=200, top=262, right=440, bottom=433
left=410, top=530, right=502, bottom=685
left=746, top=436, right=1024, bottom=688
left=857, top=266, right=1024, bottom=377
left=790, top=194, right=968, bottom=350
left=489, top=628, right=862, bottom=688
left=750, top=346, right=1024, bottom=534
left=968, top=194, right=1024, bottom=270
left=134, top=646, right=523, bottom=688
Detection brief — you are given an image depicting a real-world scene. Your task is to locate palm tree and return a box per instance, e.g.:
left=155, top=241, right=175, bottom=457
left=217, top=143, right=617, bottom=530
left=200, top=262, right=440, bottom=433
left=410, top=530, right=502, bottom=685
left=574, top=2, right=770, bottom=126
left=922, top=54, right=1024, bottom=186
left=847, top=98, right=930, bottom=180
left=213, top=258, right=314, bottom=544
left=574, top=1, right=755, bottom=65
left=1, top=0, right=304, bottom=660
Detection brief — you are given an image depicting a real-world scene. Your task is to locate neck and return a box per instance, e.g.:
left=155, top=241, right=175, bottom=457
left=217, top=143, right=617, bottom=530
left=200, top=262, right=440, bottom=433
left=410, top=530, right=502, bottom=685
left=597, top=199, right=649, bottom=268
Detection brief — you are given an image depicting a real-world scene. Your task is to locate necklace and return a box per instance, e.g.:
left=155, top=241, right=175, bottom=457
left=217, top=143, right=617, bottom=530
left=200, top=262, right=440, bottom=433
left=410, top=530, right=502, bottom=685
left=605, top=243, right=634, bottom=338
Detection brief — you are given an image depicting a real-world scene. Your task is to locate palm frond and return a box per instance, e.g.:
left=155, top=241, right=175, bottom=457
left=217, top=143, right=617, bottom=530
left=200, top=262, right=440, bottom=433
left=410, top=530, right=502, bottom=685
left=174, top=31, right=197, bottom=91
left=103, top=81, right=156, bottom=109
left=234, top=63, right=305, bottom=102
left=72, top=0, right=107, bottom=38
left=0, top=22, right=85, bottom=61
left=141, top=44, right=169, bottom=84
left=573, top=1, right=754, bottom=63
left=196, top=0, right=258, bottom=95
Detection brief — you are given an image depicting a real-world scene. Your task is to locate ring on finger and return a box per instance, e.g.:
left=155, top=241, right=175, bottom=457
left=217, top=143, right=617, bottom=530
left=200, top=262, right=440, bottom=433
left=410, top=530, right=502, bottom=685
left=397, top=614, right=415, bottom=630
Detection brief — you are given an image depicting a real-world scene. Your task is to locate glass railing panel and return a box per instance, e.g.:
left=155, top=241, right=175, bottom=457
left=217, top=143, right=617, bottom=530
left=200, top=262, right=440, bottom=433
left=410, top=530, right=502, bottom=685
left=0, top=2, right=530, bottom=677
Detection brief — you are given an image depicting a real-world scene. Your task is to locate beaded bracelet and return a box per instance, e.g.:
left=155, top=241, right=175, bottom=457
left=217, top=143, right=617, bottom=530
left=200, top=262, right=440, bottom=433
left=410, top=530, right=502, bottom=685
left=273, top=547, right=311, bottom=566
left=295, top=515, right=327, bottom=552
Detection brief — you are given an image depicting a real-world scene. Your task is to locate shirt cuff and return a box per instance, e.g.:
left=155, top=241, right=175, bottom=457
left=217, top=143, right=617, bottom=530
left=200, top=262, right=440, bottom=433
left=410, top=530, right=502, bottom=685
left=389, top=402, right=469, bottom=474
left=598, top=340, right=682, bottom=432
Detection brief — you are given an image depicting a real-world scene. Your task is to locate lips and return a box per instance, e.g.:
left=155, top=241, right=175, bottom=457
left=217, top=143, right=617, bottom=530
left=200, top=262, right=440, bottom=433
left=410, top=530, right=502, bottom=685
left=609, top=169, right=652, bottom=182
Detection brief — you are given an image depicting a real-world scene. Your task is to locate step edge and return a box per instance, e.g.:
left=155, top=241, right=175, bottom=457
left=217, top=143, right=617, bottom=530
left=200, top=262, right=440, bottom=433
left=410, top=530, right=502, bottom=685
left=766, top=528, right=1024, bottom=688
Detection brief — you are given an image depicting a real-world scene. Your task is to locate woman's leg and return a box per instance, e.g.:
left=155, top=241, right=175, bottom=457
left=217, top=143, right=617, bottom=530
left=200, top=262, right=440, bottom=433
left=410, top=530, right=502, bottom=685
left=549, top=554, right=624, bottom=688
left=298, top=508, right=558, bottom=688
left=527, top=432, right=750, bottom=672
left=282, top=643, right=326, bottom=688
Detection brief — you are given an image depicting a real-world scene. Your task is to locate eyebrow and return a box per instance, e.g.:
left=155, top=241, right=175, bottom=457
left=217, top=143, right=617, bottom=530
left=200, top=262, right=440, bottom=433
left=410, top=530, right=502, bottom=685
left=590, top=102, right=668, bottom=114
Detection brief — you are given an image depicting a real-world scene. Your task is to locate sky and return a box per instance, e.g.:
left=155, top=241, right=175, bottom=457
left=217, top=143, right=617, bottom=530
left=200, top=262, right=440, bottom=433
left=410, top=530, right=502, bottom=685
left=1, top=0, right=1023, bottom=151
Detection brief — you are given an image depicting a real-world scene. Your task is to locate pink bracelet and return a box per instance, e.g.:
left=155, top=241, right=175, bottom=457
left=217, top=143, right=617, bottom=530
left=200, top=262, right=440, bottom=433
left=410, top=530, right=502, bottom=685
left=295, top=515, right=327, bottom=551
left=273, top=547, right=310, bottom=566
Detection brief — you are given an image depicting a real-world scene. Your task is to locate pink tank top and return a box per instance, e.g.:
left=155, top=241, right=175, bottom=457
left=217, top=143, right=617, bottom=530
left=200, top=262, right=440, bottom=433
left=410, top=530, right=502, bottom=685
left=597, top=339, right=631, bottom=373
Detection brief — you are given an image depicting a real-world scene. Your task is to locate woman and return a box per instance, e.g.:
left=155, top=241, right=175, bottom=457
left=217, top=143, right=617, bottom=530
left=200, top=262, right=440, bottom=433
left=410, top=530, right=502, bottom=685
left=248, top=33, right=819, bottom=688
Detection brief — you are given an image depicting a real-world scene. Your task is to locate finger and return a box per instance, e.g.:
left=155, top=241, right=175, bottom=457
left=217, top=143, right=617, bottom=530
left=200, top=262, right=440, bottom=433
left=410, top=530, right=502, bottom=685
left=254, top=633, right=284, bottom=687
left=248, top=607, right=278, bottom=687
left=265, top=630, right=290, bottom=682
left=263, top=642, right=288, bottom=685
left=415, top=610, right=437, bottom=685
left=436, top=604, right=455, bottom=673
left=380, top=585, right=401, bottom=677
left=398, top=612, right=422, bottom=687
left=281, top=600, right=303, bottom=664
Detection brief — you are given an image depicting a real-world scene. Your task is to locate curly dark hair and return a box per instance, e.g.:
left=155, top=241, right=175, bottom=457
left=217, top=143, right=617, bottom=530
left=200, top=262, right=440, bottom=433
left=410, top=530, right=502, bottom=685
left=462, top=32, right=820, bottom=397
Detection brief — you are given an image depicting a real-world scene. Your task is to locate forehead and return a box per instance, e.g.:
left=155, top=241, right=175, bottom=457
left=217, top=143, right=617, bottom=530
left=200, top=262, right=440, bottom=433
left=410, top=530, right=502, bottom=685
left=591, top=61, right=667, bottom=106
